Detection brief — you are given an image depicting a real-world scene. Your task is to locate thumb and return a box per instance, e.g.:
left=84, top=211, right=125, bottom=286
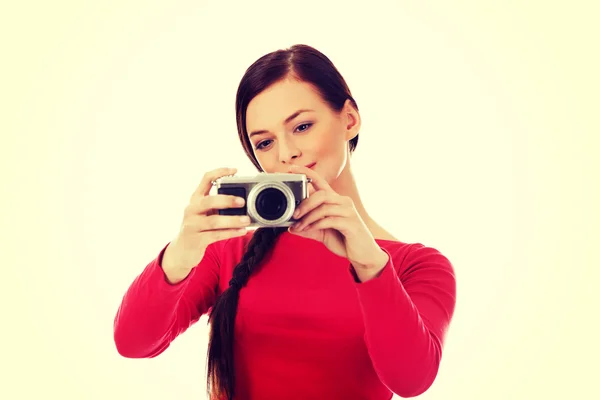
left=287, top=225, right=320, bottom=241
left=288, top=225, right=303, bottom=236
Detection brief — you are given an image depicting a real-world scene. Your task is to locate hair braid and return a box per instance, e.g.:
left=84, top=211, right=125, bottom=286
left=206, top=227, right=286, bottom=400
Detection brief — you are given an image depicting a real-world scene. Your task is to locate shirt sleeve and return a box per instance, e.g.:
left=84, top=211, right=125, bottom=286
left=113, top=240, right=223, bottom=358
left=352, top=243, right=457, bottom=397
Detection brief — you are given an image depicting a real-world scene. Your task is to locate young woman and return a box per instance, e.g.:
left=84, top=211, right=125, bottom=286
left=114, top=44, right=457, bottom=400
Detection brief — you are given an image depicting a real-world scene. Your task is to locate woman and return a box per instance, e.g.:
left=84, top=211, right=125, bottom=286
left=114, top=44, right=457, bottom=400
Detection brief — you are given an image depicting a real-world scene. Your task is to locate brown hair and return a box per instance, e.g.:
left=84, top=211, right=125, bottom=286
left=206, top=44, right=359, bottom=400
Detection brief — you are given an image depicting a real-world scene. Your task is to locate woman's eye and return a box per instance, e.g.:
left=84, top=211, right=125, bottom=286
left=255, top=124, right=311, bottom=150
left=295, top=123, right=312, bottom=133
left=256, top=139, right=272, bottom=150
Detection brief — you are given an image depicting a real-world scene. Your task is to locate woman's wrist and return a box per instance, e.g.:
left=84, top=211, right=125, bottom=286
left=350, top=249, right=389, bottom=282
left=162, top=242, right=194, bottom=284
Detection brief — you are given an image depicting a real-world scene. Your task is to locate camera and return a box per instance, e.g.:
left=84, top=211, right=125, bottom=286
left=213, top=172, right=310, bottom=227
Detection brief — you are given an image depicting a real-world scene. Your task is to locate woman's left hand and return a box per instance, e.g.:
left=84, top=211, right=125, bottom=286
left=287, top=165, right=389, bottom=275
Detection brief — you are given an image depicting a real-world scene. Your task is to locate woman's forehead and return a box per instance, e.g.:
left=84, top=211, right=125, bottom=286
left=246, top=80, right=326, bottom=129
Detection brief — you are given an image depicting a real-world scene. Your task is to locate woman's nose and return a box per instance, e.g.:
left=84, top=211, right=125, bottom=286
left=278, top=138, right=301, bottom=164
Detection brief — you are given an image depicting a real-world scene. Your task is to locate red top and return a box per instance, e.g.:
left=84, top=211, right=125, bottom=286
left=113, top=231, right=456, bottom=399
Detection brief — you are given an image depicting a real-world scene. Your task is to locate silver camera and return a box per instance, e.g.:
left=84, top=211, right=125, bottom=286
left=213, top=172, right=310, bottom=227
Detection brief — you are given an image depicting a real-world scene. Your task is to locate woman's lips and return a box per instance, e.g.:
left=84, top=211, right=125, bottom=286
left=305, top=162, right=316, bottom=169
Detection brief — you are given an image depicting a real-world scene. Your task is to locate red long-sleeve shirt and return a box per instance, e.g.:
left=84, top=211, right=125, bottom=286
left=113, top=231, right=456, bottom=399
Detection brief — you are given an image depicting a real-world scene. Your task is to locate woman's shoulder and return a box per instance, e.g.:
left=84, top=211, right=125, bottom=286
left=370, top=223, right=452, bottom=266
left=377, top=237, right=455, bottom=283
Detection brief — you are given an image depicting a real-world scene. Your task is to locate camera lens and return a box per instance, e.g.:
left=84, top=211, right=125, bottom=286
left=255, top=187, right=287, bottom=221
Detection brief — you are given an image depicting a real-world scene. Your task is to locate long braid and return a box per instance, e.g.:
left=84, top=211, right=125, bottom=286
left=206, top=227, right=286, bottom=400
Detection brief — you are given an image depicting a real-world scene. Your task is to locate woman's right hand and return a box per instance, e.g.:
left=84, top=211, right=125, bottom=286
left=161, top=167, right=250, bottom=283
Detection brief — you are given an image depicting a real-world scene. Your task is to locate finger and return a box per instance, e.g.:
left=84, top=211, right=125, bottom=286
left=191, top=167, right=237, bottom=199
left=293, top=190, right=342, bottom=220
left=288, top=164, right=332, bottom=192
left=183, top=214, right=251, bottom=233
left=186, top=194, right=245, bottom=216
left=303, top=216, right=346, bottom=233
left=293, top=204, right=349, bottom=232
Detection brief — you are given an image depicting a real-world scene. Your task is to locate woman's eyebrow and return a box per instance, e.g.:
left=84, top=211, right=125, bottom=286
left=249, top=109, right=315, bottom=138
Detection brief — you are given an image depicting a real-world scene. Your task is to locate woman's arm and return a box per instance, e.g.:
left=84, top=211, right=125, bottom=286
left=113, top=240, right=223, bottom=358
left=352, top=243, right=457, bottom=397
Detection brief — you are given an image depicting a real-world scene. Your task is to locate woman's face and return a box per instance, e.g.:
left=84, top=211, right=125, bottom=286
left=244, top=77, right=360, bottom=185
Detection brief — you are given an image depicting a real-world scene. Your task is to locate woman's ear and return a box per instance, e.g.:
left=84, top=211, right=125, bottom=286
left=342, top=99, right=361, bottom=141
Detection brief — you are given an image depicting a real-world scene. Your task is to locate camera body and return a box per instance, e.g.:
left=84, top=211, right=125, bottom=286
left=214, top=172, right=309, bottom=228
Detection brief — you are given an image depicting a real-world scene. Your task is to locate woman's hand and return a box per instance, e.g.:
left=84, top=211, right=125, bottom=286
left=162, top=167, right=251, bottom=283
left=287, top=165, right=389, bottom=276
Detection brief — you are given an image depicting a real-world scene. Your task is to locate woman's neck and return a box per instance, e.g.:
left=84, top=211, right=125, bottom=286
left=329, top=159, right=373, bottom=228
left=330, top=162, right=399, bottom=242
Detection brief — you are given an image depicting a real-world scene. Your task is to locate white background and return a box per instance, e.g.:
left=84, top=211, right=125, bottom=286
left=2, top=1, right=598, bottom=399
